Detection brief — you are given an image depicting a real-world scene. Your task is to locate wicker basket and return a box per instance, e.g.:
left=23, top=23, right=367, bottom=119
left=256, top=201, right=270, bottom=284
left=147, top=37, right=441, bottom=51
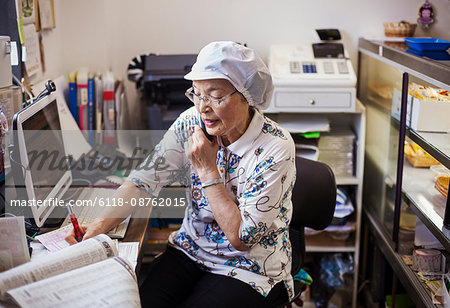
left=384, top=22, right=417, bottom=37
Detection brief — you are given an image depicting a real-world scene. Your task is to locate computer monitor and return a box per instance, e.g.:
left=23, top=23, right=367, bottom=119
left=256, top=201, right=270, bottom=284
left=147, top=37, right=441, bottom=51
left=10, top=92, right=71, bottom=227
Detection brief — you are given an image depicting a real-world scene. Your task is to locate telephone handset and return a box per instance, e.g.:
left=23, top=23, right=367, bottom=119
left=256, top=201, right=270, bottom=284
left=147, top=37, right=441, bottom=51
left=200, top=119, right=214, bottom=142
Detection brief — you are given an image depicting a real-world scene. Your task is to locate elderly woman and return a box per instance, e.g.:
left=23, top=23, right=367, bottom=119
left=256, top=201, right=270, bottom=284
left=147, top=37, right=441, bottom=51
left=67, top=41, right=296, bottom=307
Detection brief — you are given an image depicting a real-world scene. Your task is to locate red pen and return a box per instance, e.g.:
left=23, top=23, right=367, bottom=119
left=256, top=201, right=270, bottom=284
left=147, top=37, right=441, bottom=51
left=67, top=204, right=84, bottom=242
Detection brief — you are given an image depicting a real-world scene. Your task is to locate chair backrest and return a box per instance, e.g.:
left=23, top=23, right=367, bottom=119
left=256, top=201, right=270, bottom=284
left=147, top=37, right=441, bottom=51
left=290, top=157, right=337, bottom=231
left=289, top=157, right=337, bottom=276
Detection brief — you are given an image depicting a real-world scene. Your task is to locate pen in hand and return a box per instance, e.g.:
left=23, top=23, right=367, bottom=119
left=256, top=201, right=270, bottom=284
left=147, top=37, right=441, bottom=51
left=67, top=204, right=84, bottom=242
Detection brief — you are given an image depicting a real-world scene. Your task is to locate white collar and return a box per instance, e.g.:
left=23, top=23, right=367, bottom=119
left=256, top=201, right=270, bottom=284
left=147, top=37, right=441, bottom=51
left=220, top=109, right=264, bottom=157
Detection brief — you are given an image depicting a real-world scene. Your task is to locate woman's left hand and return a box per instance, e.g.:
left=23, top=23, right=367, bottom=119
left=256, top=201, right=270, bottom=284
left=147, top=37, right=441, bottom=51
left=186, top=125, right=220, bottom=181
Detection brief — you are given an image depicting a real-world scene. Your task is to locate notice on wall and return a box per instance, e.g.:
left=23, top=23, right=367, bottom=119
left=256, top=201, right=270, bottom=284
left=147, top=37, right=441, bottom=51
left=22, top=23, right=42, bottom=78
left=17, top=0, right=36, bottom=25
left=38, top=0, right=55, bottom=30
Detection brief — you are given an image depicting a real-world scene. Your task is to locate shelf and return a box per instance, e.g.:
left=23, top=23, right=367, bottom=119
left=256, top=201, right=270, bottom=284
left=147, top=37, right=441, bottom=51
left=406, top=130, right=450, bottom=170
left=364, top=210, right=437, bottom=307
left=390, top=115, right=450, bottom=172
left=266, top=99, right=365, bottom=308
left=359, top=38, right=450, bottom=88
left=305, top=232, right=356, bottom=252
left=336, top=176, right=360, bottom=185
left=359, top=38, right=449, bottom=308
left=402, top=162, right=450, bottom=251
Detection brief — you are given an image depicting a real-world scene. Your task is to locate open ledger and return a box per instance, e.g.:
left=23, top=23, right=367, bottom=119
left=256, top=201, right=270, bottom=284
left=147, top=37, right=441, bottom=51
left=0, top=235, right=141, bottom=308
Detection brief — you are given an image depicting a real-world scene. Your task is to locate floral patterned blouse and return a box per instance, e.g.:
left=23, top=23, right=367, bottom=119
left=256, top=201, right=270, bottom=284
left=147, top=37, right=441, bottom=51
left=127, top=106, right=296, bottom=299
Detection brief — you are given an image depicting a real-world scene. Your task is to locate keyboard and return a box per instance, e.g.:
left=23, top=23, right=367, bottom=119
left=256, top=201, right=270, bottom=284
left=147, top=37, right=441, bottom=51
left=61, top=187, right=130, bottom=238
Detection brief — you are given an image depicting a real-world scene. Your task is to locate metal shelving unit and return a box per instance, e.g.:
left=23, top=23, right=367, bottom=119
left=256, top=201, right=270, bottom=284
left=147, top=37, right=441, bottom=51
left=266, top=100, right=366, bottom=308
left=358, top=37, right=450, bottom=307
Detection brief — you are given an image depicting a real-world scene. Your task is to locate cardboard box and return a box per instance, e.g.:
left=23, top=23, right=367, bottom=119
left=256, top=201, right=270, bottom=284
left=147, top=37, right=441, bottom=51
left=409, top=97, right=450, bottom=132
left=391, top=88, right=450, bottom=132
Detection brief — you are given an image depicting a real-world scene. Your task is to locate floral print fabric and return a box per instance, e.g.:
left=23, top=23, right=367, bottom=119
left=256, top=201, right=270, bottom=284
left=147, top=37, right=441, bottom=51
left=127, top=107, right=296, bottom=299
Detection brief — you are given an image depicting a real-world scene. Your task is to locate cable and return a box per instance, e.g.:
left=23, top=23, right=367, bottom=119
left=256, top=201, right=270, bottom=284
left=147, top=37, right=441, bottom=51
left=12, top=74, right=34, bottom=106
left=8, top=147, right=29, bottom=175
left=34, top=80, right=56, bottom=102
left=12, top=76, right=56, bottom=107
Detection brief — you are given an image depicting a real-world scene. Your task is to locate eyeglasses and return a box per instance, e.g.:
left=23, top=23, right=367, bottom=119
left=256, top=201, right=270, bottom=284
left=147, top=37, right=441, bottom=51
left=185, top=87, right=238, bottom=107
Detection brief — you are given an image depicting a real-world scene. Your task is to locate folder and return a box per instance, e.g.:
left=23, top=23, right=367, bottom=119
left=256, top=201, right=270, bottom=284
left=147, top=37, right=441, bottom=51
left=68, top=81, right=78, bottom=123
left=94, top=75, right=103, bottom=144
left=102, top=71, right=115, bottom=145
left=87, top=73, right=95, bottom=145
left=114, top=81, right=124, bottom=130
left=77, top=68, right=89, bottom=130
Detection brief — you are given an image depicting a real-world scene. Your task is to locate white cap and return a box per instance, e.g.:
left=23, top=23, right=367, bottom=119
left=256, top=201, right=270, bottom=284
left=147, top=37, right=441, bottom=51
left=184, top=41, right=274, bottom=110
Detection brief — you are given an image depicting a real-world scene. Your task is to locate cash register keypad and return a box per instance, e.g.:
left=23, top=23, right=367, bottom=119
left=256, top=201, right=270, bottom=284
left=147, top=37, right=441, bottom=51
left=289, top=61, right=301, bottom=73
left=337, top=61, right=349, bottom=74
left=323, top=61, right=334, bottom=74
left=302, top=62, right=317, bottom=73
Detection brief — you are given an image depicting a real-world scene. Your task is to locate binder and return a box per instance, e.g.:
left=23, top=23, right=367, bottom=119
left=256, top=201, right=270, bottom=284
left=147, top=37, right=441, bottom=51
left=102, top=71, right=115, bottom=145
left=94, top=75, right=103, bottom=131
left=114, top=81, right=124, bottom=130
left=87, top=74, right=95, bottom=145
left=76, top=68, right=89, bottom=130
left=94, top=75, right=103, bottom=144
left=68, top=81, right=78, bottom=123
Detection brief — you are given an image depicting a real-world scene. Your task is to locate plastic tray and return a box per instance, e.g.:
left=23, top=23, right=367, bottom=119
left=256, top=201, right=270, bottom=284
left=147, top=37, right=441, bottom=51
left=405, top=38, right=450, bottom=51
left=407, top=48, right=450, bottom=61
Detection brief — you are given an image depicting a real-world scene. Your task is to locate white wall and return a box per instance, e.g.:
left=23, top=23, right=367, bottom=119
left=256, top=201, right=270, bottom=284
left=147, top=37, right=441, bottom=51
left=39, top=0, right=450, bottom=128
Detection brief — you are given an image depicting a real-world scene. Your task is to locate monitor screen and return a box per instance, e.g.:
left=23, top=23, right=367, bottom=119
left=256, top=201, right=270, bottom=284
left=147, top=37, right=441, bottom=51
left=22, top=97, right=68, bottom=199
left=10, top=92, right=71, bottom=227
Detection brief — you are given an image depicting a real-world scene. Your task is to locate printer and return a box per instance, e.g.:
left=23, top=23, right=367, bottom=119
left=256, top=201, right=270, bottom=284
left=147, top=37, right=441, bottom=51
left=0, top=36, right=12, bottom=89
left=143, top=54, right=197, bottom=130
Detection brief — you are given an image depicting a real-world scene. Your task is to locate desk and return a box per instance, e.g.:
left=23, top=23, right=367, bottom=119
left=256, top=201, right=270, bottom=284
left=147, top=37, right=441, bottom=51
left=121, top=207, right=152, bottom=274
left=33, top=205, right=152, bottom=275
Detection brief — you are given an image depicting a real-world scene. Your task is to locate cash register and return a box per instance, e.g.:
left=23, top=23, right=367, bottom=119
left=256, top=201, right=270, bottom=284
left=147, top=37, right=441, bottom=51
left=268, top=29, right=357, bottom=112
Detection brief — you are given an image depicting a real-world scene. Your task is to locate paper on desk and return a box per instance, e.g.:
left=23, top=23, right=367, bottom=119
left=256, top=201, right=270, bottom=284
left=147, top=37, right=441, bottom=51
left=29, top=242, right=49, bottom=262
left=0, top=216, right=30, bottom=271
left=6, top=257, right=140, bottom=308
left=35, top=225, right=71, bottom=252
left=114, top=240, right=139, bottom=270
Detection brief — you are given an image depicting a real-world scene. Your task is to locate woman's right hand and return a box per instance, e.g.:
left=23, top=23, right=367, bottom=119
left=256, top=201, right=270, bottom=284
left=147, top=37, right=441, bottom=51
left=64, top=218, right=110, bottom=245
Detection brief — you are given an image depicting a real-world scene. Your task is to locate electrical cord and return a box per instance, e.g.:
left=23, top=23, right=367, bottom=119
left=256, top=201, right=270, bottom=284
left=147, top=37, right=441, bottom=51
left=12, top=75, right=34, bottom=106
left=12, top=76, right=56, bottom=107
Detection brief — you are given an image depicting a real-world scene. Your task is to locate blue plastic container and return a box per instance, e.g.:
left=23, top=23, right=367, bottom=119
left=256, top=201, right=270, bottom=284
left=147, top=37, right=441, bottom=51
left=407, top=48, right=450, bottom=61
left=405, top=38, right=450, bottom=51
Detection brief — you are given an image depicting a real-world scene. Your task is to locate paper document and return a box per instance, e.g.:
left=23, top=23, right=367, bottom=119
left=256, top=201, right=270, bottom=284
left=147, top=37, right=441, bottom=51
left=7, top=257, right=139, bottom=308
left=118, top=242, right=139, bottom=270
left=35, top=225, right=71, bottom=252
left=0, top=217, right=30, bottom=271
left=22, top=24, right=42, bottom=78
left=0, top=234, right=140, bottom=307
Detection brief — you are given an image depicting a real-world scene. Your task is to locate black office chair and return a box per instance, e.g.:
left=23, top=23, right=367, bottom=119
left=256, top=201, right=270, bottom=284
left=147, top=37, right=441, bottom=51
left=282, top=157, right=337, bottom=307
